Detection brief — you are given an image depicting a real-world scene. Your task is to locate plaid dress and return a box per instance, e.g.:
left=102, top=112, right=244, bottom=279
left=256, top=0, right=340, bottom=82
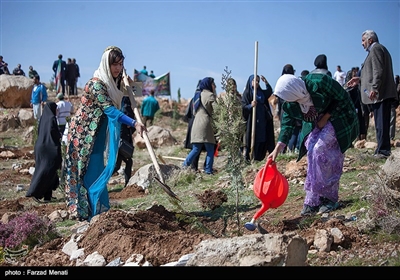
left=277, top=73, right=359, bottom=206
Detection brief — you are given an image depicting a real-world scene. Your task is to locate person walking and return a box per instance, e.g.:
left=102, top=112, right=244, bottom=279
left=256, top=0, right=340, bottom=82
left=241, top=74, right=275, bottom=162
left=113, top=96, right=135, bottom=187
left=56, top=93, right=74, bottom=136
left=52, top=54, right=67, bottom=94
left=26, top=102, right=62, bottom=203
left=140, top=89, right=160, bottom=127
left=347, top=30, right=397, bottom=158
left=182, top=77, right=217, bottom=175
left=269, top=73, right=359, bottom=216
left=30, top=75, right=48, bottom=122
left=183, top=80, right=206, bottom=171
left=63, top=46, right=147, bottom=221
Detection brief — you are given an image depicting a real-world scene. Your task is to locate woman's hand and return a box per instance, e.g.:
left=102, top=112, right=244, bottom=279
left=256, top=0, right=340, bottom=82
left=317, top=113, right=330, bottom=129
left=316, top=118, right=328, bottom=129
left=260, top=75, right=268, bottom=84
left=135, top=122, right=147, bottom=137
left=267, top=142, right=286, bottom=162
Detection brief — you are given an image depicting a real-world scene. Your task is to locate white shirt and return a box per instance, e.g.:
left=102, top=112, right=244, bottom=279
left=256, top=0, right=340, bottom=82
left=56, top=100, right=73, bottom=126
left=334, top=70, right=346, bottom=87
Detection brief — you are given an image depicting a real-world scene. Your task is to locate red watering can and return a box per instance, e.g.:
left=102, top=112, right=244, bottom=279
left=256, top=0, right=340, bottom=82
left=244, top=158, right=289, bottom=231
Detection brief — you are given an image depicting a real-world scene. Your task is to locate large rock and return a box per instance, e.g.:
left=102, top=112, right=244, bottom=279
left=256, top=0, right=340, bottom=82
left=134, top=125, right=177, bottom=149
left=186, top=233, right=308, bottom=266
left=0, top=75, right=33, bottom=108
left=381, top=149, right=400, bottom=191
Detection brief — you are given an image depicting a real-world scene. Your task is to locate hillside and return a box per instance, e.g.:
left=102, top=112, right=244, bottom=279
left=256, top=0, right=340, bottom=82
left=0, top=91, right=399, bottom=269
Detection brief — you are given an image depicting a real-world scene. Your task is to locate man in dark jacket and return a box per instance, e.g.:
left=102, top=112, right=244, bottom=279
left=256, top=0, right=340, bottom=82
left=347, top=30, right=397, bottom=158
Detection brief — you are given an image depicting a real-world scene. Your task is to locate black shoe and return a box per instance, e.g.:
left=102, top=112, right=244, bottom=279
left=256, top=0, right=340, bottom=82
left=373, top=153, right=388, bottom=159
left=318, top=198, right=339, bottom=214
left=300, top=204, right=318, bottom=216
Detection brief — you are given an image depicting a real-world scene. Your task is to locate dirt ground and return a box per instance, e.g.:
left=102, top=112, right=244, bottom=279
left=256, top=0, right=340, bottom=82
left=0, top=97, right=399, bottom=267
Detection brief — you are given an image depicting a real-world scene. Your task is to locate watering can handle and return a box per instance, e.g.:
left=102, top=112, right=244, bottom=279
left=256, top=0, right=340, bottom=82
left=260, top=157, right=273, bottom=182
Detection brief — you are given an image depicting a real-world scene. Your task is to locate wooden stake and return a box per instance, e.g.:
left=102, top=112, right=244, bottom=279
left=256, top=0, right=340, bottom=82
left=250, top=41, right=258, bottom=162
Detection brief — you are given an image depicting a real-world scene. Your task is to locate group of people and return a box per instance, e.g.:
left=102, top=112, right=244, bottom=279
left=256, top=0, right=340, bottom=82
left=0, top=56, right=27, bottom=76
left=271, top=29, right=397, bottom=216
left=182, top=29, right=398, bottom=218
left=140, top=65, right=155, bottom=78
left=23, top=28, right=399, bottom=221
left=52, top=54, right=80, bottom=96
left=0, top=56, right=41, bottom=79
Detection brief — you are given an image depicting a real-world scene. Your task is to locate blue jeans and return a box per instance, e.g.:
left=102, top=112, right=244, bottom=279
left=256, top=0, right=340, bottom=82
left=183, top=143, right=215, bottom=174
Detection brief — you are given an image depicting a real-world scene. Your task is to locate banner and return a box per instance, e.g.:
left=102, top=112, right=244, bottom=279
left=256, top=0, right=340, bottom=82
left=134, top=69, right=171, bottom=96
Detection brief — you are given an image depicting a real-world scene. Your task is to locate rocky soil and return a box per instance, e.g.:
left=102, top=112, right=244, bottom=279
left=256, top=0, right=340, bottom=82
left=0, top=93, right=399, bottom=270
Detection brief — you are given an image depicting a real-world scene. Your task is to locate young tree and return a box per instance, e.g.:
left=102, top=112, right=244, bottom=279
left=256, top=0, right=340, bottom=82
left=213, top=67, right=247, bottom=233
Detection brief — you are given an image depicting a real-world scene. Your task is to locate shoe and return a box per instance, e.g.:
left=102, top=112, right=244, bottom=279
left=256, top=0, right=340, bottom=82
left=300, top=204, right=318, bottom=216
left=318, top=198, right=339, bottom=214
left=31, top=197, right=44, bottom=204
left=373, top=153, right=388, bottom=159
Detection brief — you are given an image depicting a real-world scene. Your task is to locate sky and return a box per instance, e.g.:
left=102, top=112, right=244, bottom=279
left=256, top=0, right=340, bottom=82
left=1, top=0, right=399, bottom=101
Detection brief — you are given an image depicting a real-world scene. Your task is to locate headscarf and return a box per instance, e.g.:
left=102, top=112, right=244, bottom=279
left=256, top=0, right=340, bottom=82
left=192, top=77, right=215, bottom=112
left=244, top=74, right=265, bottom=103
left=226, top=78, right=237, bottom=95
left=93, top=46, right=124, bottom=109
left=281, top=64, right=295, bottom=75
left=314, top=54, right=328, bottom=70
left=274, top=74, right=314, bottom=114
left=199, top=77, right=214, bottom=92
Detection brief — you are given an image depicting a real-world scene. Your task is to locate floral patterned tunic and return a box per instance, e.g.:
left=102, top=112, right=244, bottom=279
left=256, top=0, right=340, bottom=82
left=63, top=77, right=123, bottom=220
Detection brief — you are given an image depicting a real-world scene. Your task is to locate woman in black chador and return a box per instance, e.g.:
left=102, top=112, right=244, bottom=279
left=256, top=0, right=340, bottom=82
left=26, top=102, right=62, bottom=203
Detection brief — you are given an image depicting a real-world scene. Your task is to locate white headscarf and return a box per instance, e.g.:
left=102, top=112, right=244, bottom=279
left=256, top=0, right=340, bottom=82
left=93, top=48, right=123, bottom=110
left=274, top=74, right=314, bottom=113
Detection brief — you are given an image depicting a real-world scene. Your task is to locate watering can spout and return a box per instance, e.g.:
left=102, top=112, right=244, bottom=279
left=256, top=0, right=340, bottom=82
left=253, top=203, right=269, bottom=221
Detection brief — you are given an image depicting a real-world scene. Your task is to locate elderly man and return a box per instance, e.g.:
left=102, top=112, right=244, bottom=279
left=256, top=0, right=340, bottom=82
left=347, top=30, right=397, bottom=159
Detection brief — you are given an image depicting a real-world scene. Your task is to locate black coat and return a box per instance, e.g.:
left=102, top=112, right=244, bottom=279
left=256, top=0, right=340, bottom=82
left=26, top=102, right=62, bottom=200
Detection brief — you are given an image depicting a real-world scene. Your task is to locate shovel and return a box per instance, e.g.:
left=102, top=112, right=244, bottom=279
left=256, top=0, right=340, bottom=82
left=244, top=158, right=289, bottom=231
left=122, top=68, right=165, bottom=184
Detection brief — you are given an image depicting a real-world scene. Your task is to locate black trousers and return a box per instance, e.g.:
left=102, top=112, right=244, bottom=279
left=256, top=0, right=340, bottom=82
left=113, top=156, right=133, bottom=187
